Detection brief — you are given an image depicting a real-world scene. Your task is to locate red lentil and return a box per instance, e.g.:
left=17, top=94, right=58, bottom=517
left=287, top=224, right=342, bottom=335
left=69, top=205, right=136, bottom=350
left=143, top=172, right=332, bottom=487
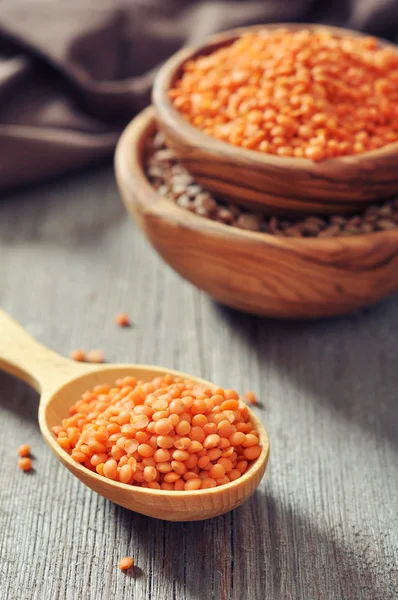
left=170, top=28, right=398, bottom=160
left=115, top=313, right=131, bottom=327
left=18, top=457, right=32, bottom=472
left=17, top=444, right=31, bottom=458
left=244, top=391, right=258, bottom=405
left=87, top=350, right=104, bottom=364
left=53, top=375, right=262, bottom=490
left=119, top=557, right=134, bottom=571
left=70, top=349, right=86, bottom=362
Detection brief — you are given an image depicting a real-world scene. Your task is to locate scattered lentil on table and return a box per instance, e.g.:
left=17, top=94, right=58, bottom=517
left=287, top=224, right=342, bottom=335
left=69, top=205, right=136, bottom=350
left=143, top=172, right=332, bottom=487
left=87, top=350, right=105, bottom=364
left=70, top=349, right=86, bottom=362
left=145, top=131, right=398, bottom=236
left=114, top=313, right=131, bottom=327
left=52, top=375, right=262, bottom=491
left=244, top=391, right=258, bottom=405
left=70, top=349, right=105, bottom=363
left=18, top=457, right=33, bottom=472
left=170, top=28, right=398, bottom=160
left=17, top=444, right=31, bottom=458
left=119, top=557, right=134, bottom=571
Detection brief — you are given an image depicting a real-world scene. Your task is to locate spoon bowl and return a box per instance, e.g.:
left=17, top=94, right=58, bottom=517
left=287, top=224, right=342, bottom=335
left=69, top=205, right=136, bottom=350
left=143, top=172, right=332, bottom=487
left=0, top=309, right=269, bottom=521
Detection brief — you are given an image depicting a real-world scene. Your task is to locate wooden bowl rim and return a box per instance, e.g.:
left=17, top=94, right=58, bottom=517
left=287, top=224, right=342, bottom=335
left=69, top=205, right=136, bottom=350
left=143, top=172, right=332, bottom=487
left=153, top=22, right=398, bottom=170
left=115, top=106, right=398, bottom=252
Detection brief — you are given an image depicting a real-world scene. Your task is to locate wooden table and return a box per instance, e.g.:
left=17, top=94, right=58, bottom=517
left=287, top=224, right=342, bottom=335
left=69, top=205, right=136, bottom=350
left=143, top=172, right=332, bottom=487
left=1, top=166, right=397, bottom=600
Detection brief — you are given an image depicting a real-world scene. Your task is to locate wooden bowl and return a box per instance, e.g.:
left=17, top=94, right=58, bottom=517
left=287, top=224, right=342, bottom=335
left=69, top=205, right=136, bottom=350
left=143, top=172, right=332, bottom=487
left=114, top=107, right=398, bottom=319
left=0, top=308, right=270, bottom=522
left=153, top=23, right=398, bottom=217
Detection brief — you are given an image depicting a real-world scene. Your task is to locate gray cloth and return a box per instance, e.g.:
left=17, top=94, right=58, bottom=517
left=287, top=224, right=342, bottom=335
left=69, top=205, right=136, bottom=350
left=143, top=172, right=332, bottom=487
left=1, top=0, right=398, bottom=190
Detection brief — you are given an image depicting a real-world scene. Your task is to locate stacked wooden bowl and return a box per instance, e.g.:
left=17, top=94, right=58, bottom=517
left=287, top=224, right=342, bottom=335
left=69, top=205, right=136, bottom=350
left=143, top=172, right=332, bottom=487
left=115, top=24, right=398, bottom=319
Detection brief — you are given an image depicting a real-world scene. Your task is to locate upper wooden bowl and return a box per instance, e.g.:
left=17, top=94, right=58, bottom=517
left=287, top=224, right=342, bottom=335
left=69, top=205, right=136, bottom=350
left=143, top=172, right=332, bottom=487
left=153, top=23, right=398, bottom=217
left=114, top=107, right=398, bottom=319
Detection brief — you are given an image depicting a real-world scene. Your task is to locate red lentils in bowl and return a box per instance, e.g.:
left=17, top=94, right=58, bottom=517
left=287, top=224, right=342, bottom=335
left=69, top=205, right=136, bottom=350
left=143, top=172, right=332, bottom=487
left=52, top=375, right=262, bottom=491
left=169, top=28, right=398, bottom=160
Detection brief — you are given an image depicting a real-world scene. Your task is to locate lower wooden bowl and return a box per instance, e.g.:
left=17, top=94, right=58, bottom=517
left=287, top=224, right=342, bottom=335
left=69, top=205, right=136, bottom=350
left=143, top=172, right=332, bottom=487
left=115, top=107, right=398, bottom=319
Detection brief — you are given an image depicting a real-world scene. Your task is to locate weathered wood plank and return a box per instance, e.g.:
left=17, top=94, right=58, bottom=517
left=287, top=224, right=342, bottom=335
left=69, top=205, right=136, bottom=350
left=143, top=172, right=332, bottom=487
left=0, top=166, right=397, bottom=600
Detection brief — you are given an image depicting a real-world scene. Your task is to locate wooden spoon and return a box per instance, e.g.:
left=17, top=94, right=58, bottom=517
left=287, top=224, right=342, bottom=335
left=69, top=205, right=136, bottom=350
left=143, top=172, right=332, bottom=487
left=0, top=309, right=269, bottom=521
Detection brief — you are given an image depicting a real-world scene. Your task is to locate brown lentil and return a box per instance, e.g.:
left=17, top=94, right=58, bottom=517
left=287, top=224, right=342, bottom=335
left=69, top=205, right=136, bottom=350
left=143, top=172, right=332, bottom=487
left=145, top=131, right=398, bottom=237
left=53, top=375, right=262, bottom=491
left=170, top=28, right=398, bottom=160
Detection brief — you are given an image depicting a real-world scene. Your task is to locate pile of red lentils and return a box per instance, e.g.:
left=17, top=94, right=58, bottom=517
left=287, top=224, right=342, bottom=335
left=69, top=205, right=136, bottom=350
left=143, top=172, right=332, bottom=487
left=170, top=28, right=398, bottom=160
left=53, top=375, right=261, bottom=491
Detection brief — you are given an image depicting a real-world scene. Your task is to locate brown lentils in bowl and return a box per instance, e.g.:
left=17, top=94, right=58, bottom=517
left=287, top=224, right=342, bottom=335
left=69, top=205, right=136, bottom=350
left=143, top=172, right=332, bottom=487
left=145, top=131, right=398, bottom=238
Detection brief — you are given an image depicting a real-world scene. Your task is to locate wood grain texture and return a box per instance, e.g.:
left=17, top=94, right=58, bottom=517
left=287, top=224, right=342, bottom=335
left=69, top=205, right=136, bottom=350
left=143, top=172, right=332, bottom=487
left=153, top=23, right=398, bottom=216
left=115, top=107, right=398, bottom=319
left=0, top=310, right=269, bottom=522
left=0, top=163, right=397, bottom=600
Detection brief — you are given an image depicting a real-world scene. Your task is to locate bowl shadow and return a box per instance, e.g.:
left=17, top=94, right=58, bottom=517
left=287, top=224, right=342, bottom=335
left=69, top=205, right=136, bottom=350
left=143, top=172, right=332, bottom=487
left=212, top=295, right=398, bottom=449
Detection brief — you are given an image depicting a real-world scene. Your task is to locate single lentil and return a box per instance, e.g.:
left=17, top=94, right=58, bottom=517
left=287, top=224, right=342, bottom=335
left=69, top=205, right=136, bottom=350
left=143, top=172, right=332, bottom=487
left=18, top=457, right=33, bottom=472
left=17, top=444, right=31, bottom=458
left=87, top=350, right=104, bottom=364
left=170, top=28, right=398, bottom=160
left=145, top=131, right=398, bottom=237
left=53, top=375, right=262, bottom=491
left=70, top=349, right=86, bottom=362
left=115, top=313, right=131, bottom=327
left=244, top=391, right=258, bottom=405
left=119, top=557, right=134, bottom=571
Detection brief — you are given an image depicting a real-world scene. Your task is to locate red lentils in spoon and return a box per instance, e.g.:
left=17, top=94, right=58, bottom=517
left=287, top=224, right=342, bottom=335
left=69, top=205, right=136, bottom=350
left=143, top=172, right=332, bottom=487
left=52, top=375, right=262, bottom=491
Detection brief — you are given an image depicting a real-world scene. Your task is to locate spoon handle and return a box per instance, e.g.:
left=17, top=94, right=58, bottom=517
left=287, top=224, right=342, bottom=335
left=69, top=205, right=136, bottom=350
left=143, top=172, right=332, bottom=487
left=0, top=308, right=88, bottom=392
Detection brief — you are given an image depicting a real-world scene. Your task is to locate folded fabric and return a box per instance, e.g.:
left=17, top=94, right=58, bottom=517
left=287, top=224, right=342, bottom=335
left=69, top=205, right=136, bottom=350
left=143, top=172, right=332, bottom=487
left=1, top=0, right=397, bottom=190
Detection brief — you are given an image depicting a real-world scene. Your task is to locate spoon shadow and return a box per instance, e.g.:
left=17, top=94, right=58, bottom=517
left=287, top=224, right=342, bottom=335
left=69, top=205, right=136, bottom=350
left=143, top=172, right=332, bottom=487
left=1, top=368, right=394, bottom=598
left=0, top=370, right=39, bottom=425
left=110, top=488, right=393, bottom=600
